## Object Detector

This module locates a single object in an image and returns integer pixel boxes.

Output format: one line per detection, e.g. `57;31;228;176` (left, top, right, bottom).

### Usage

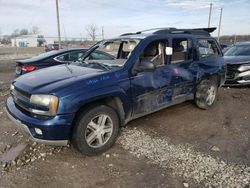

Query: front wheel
195;79;218;110
72;105;120;156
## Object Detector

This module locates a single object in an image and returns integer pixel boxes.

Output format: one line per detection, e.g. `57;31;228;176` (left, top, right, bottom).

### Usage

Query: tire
72;105;120;156
195;79;218;110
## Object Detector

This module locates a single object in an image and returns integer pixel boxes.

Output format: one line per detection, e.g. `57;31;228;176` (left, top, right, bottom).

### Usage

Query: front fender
57;84;132;116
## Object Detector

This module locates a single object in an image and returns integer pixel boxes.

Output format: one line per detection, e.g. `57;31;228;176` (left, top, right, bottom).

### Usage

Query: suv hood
224;56;250;64
14;64;104;93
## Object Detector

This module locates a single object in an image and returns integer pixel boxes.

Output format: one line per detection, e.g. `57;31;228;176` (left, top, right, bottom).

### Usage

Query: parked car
222;45;231;54
220;44;228;51
15;48;115;76
224;42;250;85
45;44;59;52
6;27;225;156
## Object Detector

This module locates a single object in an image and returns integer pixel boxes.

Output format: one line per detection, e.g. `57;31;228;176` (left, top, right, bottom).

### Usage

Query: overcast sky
0;0;250;39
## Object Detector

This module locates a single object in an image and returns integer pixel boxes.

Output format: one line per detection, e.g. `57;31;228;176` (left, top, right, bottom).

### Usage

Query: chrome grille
11;86;31;112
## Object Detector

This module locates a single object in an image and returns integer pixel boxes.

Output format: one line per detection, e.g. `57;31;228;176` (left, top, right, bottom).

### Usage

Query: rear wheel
195;79;218;109
72;105;120;156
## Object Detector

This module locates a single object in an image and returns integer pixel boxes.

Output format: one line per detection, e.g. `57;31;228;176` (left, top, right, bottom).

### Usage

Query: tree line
0;26;40;44
1;24;250;45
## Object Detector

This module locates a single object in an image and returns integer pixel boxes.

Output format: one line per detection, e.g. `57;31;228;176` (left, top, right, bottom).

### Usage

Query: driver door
130;40;173;117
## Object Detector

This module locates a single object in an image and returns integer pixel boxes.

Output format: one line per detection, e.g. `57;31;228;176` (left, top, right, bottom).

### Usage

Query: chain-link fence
217;35;250;45
0;35;100;60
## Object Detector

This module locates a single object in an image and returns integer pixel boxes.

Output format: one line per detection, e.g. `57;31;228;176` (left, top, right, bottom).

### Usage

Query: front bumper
225;64;250;86
5;97;75;146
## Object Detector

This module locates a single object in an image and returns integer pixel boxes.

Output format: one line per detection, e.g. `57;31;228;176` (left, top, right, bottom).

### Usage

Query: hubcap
85;114;113;148
206;86;216;105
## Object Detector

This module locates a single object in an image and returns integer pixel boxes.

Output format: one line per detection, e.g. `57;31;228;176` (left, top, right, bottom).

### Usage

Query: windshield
84;39;140;69
224;45;250;56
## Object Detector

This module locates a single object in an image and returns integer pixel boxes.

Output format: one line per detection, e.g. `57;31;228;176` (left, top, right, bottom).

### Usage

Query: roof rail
120;27;217;37
120;27;177;36
137;27;177;33
120;33;137;36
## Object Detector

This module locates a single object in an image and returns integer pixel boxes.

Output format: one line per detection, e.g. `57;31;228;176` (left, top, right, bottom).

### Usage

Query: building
11;35;57;47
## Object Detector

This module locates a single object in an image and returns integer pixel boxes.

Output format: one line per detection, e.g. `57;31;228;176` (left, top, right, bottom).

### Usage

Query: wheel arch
197;73;221;86
70;96;126;139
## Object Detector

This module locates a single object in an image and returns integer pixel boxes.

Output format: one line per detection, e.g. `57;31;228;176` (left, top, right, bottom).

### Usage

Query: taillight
21;65;37;72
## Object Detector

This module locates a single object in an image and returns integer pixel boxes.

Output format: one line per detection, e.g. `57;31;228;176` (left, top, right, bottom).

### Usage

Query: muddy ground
0;54;249;187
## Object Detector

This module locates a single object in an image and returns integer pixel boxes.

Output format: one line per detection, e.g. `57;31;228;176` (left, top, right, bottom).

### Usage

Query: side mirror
137;60;155;72
165;47;173;55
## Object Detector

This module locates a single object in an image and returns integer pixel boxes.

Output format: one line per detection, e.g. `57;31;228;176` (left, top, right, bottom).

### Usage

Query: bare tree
32;26;40;34
2;35;11;44
12;29;20;37
19;28;29;35
86;24;98;42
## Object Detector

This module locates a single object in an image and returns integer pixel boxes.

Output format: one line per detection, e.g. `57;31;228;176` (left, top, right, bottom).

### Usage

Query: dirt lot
0;51;249;188
0;47;44;61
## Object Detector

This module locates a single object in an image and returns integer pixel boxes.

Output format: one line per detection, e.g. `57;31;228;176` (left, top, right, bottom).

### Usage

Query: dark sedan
224;42;250;86
16;48;114;76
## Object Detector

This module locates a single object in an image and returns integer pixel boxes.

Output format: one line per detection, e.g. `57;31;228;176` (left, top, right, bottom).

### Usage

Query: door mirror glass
165;47;173;55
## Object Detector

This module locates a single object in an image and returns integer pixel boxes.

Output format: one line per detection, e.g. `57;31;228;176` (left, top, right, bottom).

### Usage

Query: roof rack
120;33;137;36
120;27;216;37
120;28;177;36
154;27;216;36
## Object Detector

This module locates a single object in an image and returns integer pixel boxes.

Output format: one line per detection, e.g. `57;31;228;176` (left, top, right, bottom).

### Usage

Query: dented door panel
131;66;173;115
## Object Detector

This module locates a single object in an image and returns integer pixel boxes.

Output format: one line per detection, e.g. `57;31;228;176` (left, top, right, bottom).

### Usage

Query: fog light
35;128;42;135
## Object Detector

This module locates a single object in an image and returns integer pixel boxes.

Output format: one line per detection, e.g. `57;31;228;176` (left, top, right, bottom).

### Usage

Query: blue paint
6;31;225;143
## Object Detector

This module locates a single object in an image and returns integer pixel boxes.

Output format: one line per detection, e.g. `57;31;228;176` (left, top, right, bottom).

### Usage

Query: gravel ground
0;58;249;187
120;128;250;188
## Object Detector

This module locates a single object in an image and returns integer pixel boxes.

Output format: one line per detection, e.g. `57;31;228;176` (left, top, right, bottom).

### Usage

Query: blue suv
6;28;225;155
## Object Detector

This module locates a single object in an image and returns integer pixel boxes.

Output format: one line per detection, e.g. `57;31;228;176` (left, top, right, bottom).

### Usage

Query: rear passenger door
169;37;196;99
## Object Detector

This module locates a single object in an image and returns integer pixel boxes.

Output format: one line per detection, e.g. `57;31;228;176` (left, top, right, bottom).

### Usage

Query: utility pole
208;3;213;28
102;26;104;40
56;0;61;49
234;35;237;44
217;8;223;43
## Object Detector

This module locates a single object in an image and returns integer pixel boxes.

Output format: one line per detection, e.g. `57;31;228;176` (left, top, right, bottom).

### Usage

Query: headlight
238;64;250;72
30;94;59;116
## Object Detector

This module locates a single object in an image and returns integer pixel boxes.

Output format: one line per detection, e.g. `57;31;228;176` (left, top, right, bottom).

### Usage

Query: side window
139;40;166;67
171;38;193;64
55;53;69;62
198;39;220;59
68;51;85;62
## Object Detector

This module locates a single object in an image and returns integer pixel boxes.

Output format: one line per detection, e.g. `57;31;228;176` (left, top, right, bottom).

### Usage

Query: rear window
30;50;64;61
198;39;220;59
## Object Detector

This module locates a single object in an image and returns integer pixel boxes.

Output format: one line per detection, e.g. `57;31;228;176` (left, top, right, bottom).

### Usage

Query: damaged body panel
224;42;250;86
224;57;250;85
6;27;225;155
